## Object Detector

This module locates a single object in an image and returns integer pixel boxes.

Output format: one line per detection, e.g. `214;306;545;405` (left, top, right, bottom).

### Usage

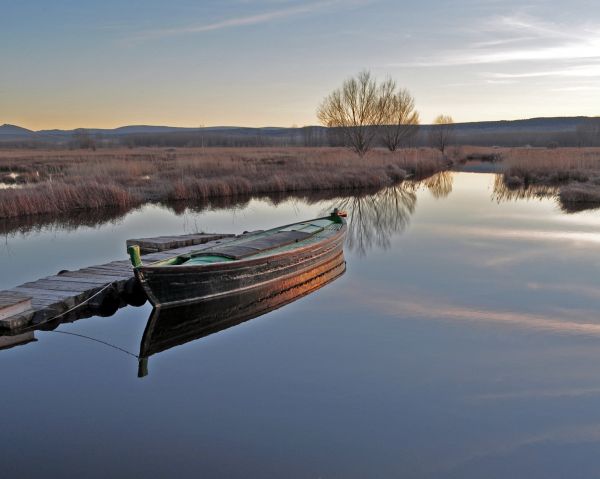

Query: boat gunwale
137;216;346;274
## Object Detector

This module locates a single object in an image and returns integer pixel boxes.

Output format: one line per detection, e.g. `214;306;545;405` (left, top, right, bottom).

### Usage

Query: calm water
3;172;600;478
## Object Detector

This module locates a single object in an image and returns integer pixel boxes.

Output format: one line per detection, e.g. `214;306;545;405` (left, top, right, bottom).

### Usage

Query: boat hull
135;220;346;307
140;251;346;358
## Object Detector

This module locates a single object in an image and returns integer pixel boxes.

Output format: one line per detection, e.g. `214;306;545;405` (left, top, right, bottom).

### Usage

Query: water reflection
492;175;559;203
492;174;600;213
321;172;456;255
420;171;454;199
0;190;366;238
0;330;36;350
559;200;600;214
139;252;345;376
329;184;417;255
0;250;346;379
3;170;600;244
0;207;131;237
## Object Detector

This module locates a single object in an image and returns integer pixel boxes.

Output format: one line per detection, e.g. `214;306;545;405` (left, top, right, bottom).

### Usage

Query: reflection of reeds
459;146;600;211
502;148;600;208
492;174;559;203
0;147;447;219
0;207;131;237
0;186;410;238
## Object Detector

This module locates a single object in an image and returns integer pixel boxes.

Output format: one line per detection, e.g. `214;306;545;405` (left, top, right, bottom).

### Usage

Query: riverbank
0;147;448;219
457;146;600;206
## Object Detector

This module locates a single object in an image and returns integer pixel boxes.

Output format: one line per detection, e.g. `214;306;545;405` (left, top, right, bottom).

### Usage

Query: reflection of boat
128;211;347;307
138;249;346;377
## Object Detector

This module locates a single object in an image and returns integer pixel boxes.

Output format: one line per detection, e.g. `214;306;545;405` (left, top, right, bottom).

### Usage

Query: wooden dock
126;233;235;254
0;233;235;332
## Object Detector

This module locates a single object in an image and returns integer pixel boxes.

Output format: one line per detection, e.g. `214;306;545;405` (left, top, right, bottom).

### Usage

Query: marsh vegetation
501;147;600;204
0;147;447;219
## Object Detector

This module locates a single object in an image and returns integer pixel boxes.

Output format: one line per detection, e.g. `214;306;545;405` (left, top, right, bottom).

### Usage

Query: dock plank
45;275;118;285
59;271;130;282
20;280;100;293
0;292;32;321
126;233;234;254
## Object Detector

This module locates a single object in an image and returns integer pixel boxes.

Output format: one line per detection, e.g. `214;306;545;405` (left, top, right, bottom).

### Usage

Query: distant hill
0;124;36;139
0;117;598;147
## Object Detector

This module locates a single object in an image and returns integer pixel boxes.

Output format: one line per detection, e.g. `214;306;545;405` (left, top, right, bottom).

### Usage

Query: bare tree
381;89;420;151
429;114;455;154
317;71;394;156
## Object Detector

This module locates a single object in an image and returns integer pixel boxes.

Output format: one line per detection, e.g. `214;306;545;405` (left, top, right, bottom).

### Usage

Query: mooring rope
48;329;139;358
41;281;117;323
37;280;142;358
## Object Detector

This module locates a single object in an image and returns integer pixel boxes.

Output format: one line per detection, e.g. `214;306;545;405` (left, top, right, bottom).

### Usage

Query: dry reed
0;147;447;218
455;146;600;204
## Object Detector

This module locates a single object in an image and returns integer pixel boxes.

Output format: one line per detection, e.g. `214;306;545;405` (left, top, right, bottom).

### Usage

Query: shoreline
0;147;448;220
456;146;600;206
2;146;600;221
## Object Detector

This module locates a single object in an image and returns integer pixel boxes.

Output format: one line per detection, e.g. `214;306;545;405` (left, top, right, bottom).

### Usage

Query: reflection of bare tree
419;171;454;199
326;184;417;255
492;174;558;203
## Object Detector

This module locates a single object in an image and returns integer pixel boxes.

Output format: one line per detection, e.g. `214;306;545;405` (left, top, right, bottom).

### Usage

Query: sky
1;0;599;129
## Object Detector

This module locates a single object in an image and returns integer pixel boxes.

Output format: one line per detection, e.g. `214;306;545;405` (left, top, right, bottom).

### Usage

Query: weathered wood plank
85;266;133;274
30;297;65;307
20;280;99;293
44;275;117;285
0;295;32;322
126;233;234;253
0;313;34;331
59;271;130;282
11;288;74;302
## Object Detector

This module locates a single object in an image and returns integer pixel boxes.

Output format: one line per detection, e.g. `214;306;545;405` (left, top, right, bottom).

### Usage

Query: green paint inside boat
184;255;235;265
150;215;343;267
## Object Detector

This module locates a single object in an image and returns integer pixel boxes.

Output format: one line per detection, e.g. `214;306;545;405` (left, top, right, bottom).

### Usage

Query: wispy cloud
483;64;600;79
550;85;600;92
393;13;600;68
131;0;346;40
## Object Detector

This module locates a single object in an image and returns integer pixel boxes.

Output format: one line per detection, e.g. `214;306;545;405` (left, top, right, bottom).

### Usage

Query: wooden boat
138;248;346;376
128;210;347;308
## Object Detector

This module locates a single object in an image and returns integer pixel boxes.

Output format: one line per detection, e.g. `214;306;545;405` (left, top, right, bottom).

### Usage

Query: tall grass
500;148;600;204
502;147;600;183
0;147;447;218
0;181;134;218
